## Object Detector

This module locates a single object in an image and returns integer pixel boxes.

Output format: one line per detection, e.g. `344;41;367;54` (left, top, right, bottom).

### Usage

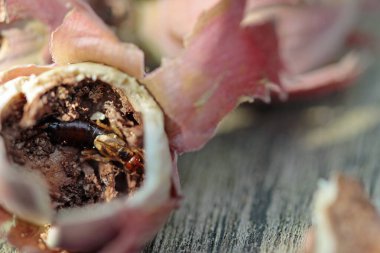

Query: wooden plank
144;59;380;252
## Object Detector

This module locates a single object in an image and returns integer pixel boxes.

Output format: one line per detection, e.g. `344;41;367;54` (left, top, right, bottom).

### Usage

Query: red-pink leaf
244;0;362;98
137;0;219;59
0;21;51;71
143;0;283;152
0;0;69;28
51;1;144;79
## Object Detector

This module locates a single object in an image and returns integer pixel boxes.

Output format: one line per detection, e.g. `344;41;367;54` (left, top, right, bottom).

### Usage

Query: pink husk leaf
51;1;144;79
136;0;219;59
0;20;51;72
0;0;72;71
143;0;283;153
0;0;69;27
244;0;363;98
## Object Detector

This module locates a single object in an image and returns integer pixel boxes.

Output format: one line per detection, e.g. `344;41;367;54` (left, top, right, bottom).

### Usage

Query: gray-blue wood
144;56;380;253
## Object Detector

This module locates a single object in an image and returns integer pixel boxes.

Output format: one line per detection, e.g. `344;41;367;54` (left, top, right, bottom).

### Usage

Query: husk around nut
0;63;173;252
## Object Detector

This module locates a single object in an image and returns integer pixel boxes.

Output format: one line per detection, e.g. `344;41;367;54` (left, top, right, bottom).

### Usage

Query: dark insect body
42;119;144;173
44;120;108;148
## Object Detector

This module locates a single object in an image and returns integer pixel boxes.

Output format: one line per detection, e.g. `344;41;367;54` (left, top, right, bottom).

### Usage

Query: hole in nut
1;79;145;210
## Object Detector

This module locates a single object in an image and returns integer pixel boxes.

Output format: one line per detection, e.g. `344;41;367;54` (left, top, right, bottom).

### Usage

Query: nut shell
0;63;175;252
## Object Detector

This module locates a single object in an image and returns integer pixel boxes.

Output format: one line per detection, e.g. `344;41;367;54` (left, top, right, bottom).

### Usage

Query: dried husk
302;174;380;253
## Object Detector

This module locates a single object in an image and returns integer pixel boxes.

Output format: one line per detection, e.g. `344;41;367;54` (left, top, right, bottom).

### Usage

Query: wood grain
144;58;380;253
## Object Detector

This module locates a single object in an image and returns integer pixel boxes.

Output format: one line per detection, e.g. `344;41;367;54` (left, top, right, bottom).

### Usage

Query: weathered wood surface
143;57;380;253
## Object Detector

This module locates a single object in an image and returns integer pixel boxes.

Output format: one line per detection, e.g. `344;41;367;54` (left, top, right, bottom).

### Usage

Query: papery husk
0;19;50;70
301;174;380;253
50;0;145;79
135;0;219;60
243;0;364;98
0;0;71;71
0;63;177;253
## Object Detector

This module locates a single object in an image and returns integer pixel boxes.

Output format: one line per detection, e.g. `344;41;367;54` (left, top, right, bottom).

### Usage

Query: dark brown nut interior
1;79;144;210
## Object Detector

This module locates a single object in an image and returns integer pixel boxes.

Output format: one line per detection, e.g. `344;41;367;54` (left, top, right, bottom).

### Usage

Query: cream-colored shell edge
0;63;172;226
